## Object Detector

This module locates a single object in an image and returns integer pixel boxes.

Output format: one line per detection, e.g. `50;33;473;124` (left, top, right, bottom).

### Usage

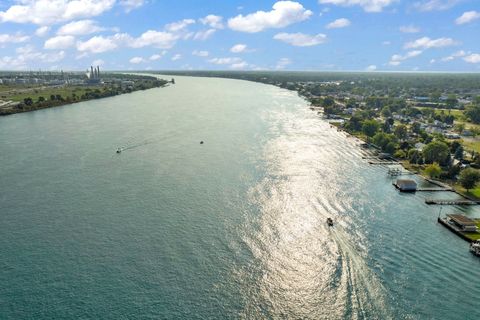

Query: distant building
86;65;101;84
394;179;417;192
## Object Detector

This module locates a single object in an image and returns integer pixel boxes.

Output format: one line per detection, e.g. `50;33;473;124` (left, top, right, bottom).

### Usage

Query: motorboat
116;148;123;154
470;240;480;257
326;217;334;227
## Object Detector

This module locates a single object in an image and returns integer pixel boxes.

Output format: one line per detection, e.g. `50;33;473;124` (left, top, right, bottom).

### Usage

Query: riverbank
0;75;170;116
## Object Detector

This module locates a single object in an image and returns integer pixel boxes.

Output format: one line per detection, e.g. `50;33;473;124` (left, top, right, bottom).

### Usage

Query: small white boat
116;148;123;154
470;240;480;257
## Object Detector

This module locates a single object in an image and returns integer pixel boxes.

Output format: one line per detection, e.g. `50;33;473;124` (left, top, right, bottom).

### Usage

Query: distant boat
200;141;204;144
327;217;334;227
470;240;480;257
116;148;123;154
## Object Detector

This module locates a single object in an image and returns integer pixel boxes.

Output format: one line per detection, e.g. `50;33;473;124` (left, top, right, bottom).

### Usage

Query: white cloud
326;18;351;29
57;20;104;35
0;33;29;44
464;54;480;64
382;40;391;45
193;29;216;40
399;25;420;33
455;11;480;25
119;0;145;12
192;50;209;57
273;32;327;46
76;34;123;53
92;58;104;66
318;0;396;13
199;15;224;29
230;61;249;69
44;35;75;49
230;44;248;53
365;65;377;71
0;0;116;25
404;36;457;49
131;30;179;49
35;26;50;37
413;0;461;12
389;50;422;65
208;57;243;65
129;56;145;64
149;53;164;60
165;19;196;33
276;57;291;69
441;50;468;62
171;54;182;61
228;1;312;33
0;45;65;69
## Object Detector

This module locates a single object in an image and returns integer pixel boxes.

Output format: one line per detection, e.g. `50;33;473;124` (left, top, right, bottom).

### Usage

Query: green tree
394;124;408;140
465;105;480;124
459;168;480;191
423;141;450;165
425;162;442;178
454;145;464;160
446;94;458;113
362;119;380;137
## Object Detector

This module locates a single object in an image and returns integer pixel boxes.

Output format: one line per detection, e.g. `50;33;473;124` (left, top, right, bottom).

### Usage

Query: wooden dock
437;217;474;242
416;188;452;192
426;199;479;205
368;161;398;165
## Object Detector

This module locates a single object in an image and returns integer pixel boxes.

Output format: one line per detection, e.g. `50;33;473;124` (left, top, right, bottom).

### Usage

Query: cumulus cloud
318;0;396;13
399;25;420;33
228;1;312;33
404;36;457;49
464;54;480;64
273;32;327;46
276;57;291;69
230;61;249;69
193;29;216;40
149;52;167;60
389;50;422;65
44;35;75;49
129;56;145;64
0;45;65;69
326;18;351;29
455;11;480;25
92;58;104;66
413;0;461;12
199;15;224;29
76;34;126;53
171;54;182;61
119;0;145;12
192;50;209;57
440;50;468;62
35;26;50;37
130;30;179;48
208;57;243;65
365;65;377;71
0;0;116;25
0;33;29;44
230;44;249;53
57;20;104;35
165;19;196;33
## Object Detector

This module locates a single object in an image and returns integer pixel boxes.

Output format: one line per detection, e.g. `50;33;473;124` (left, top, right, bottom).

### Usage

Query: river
1;75;479;319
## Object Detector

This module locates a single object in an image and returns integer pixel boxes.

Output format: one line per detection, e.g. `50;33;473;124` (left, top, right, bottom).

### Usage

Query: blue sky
0;0;479;71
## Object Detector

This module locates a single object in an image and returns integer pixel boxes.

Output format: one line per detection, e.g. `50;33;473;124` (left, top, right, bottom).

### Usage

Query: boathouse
447;214;478;232
394;179;417;192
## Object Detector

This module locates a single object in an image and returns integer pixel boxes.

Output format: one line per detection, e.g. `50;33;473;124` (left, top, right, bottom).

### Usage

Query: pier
426;199;479;205
437;216;480;242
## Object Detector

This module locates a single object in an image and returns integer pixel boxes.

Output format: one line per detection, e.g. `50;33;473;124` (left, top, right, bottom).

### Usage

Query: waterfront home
446;214;478;232
394;179;417;192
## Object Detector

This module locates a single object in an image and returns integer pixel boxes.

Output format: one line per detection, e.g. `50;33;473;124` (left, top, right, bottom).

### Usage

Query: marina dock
426;199;479;205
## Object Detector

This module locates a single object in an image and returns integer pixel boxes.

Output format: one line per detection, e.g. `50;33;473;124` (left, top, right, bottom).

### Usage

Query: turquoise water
1;76;479;319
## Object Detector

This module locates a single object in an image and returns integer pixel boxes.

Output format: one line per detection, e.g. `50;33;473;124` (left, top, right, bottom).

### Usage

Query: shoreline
0;75;170;117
